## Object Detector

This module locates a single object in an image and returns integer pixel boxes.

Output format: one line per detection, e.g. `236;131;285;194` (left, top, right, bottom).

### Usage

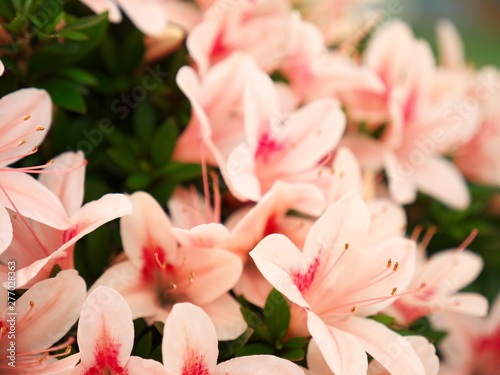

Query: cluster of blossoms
1;0;499;374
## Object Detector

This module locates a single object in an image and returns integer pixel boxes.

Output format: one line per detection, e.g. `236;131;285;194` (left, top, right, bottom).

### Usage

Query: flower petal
162;303;218;375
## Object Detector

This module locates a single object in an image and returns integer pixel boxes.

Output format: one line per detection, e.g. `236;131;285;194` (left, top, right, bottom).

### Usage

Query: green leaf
4;16;27;33
151;119;178;168
55;67;97;86
236;343;275;357
370;315;396;326
240;307;263;329
0;0;15;19
150;345;162;362
153;321;165;335
60;29;89;41
218;328;254;361
126;172;153;190
133;100;157;147
101;35;120;73
38;78;86;113
160;162;201;182
132;331;152;358
107;147;140;172
264;289;290;344
279;348;305;361
283;337;308;349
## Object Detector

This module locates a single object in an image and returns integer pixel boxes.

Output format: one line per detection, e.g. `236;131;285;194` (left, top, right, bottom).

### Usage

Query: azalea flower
384;229;488;325
0;270;86;373
70;286;166;374
342;20;477;209
0;152;133;288
79;0;170;35
187;0;291;75
92;191;246;340
431;292;500;375
0;88;72;253
250;194;425;375
161;302;305;375
225;66;346;201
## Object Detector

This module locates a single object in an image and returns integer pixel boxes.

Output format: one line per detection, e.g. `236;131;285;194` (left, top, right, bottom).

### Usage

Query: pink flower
250;194;425;375
343;20;476;209
0;270;86;373
160;302;305;375
385;230;488;325
226;66;346;201
0;88;72;252
92;191;246;340
70;286;167;374
79;0;169;35
1;152;133;288
431;293;500;375
187;0;291;75
174;53;257;166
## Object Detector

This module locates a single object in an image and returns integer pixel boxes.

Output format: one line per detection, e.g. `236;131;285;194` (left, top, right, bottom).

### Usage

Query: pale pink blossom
251;194;425;375
79;0;170;35
226;66;346;201
0;152;133;288
0;270;86;373
92;191;246;340
0;88;71;252
385;230;488;325
187;0;291;75
70;286;166;375
160;302;305;375
431;293;500;375
342;20;477;209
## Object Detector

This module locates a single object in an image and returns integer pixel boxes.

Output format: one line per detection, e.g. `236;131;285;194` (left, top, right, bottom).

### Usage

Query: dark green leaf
131;331;152;358
133;100;157;147
49;264;62;278
60;29;89;41
283;337;308;349
55;67;97;86
161;162;201;182
0;0;15;19
107;147;140;172
370;315;396;326
218;328;254;361
151;119;178;168
126;172;153;190
264;289;290;343
279;348;305;362
153;321;165;335
240;307;263;329
38;78;86;113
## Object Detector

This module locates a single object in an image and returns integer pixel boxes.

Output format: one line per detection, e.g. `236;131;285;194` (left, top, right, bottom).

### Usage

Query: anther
188;271;195;283
393;262;399;271
387;259;392;268
168;282;177;290
30;301;35;308
345;243;349;250
391;287;397;296
350;306;356;313
23;115;31;121
35;127;45;131
18;139;26;146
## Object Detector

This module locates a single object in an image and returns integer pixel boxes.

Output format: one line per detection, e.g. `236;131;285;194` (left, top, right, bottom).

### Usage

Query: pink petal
162;303;218;375
337;316;426;375
414;156;470;210
364;199;407;246
116;0;167;36
306;311;368;375
125;356;170;374
0;88;52;167
39;151;86;217
215;355;304;375
90;261;159;320
200;294;247;341
436;19;464;69
0;171;70;230
79;0;122;22
384;153;418;205
120;192;177;271
327;147;363;205
9;269;86;354
250;233;311;308
77;287;134;370
0;207;12;253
